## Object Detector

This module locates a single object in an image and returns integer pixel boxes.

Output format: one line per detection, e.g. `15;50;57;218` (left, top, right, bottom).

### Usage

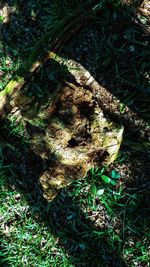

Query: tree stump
2;54;123;201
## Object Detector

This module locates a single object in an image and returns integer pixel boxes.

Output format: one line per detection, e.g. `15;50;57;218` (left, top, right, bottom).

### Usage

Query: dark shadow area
0;0;150;266
60;2;150;124
0;0;43;57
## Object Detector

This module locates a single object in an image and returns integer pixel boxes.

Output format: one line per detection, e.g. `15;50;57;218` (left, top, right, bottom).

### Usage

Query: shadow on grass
0;0;150;266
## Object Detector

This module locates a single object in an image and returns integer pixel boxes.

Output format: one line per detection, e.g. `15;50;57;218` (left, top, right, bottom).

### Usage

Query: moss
0;75;24;96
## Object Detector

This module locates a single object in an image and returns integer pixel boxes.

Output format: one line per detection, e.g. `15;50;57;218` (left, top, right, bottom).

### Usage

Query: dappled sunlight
0;0;150;266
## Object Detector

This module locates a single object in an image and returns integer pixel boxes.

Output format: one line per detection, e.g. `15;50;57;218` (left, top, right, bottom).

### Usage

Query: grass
0;44;22;91
0;174;72;267
0;154;149;266
0;0;150;266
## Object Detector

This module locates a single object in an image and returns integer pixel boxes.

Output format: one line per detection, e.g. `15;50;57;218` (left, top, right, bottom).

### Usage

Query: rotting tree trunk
2;54;124;201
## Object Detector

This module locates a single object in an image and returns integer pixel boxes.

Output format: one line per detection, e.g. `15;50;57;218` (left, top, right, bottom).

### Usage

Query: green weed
5;114;30;144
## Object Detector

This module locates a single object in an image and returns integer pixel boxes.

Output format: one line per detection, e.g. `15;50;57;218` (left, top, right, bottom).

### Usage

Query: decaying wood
5;56;124;201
